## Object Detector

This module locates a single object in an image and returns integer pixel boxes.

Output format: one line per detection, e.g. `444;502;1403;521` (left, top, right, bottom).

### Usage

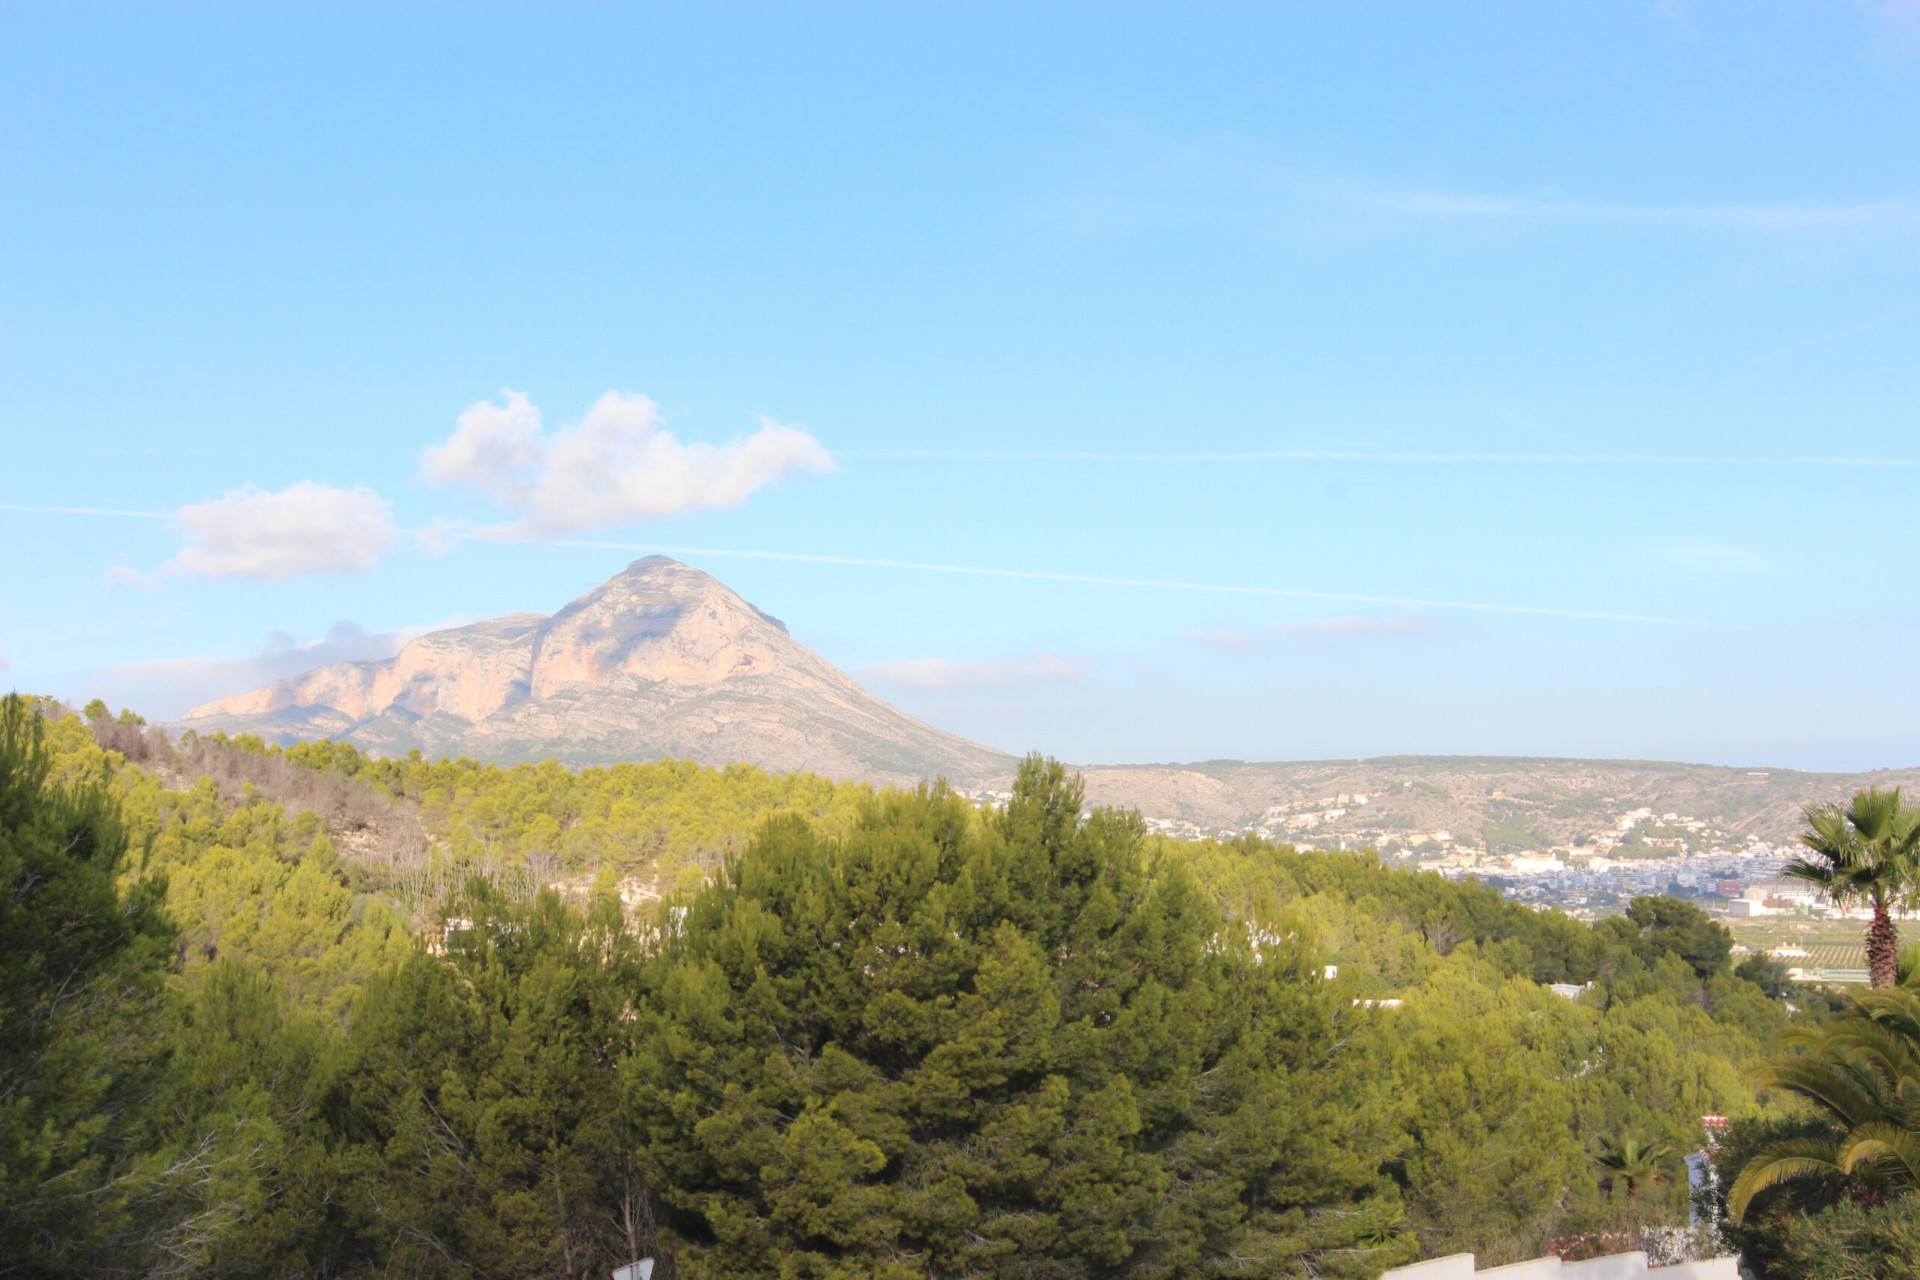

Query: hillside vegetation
3;697;1802;1278
1075;755;1920;848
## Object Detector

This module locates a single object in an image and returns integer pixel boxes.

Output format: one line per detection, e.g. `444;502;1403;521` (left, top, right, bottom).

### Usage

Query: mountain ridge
1063;754;1920;848
179;560;1916;841
182;557;1015;785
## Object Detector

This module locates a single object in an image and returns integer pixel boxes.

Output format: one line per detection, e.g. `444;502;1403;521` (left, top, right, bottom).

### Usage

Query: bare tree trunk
1867;899;1900;989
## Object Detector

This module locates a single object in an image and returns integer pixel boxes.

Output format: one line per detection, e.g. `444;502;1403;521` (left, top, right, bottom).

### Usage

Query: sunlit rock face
526;559;794;697
205;615;547;723
182;557;1012;785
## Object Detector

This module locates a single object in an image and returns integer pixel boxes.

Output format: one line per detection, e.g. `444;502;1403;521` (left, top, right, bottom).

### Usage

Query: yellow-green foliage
138;779;412;1016
48;716;414;1018
271;738;874;886
35;698;117;790
1159;832;1786;1261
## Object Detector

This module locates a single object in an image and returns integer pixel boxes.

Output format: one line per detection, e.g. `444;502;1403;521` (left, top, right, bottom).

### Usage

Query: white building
1384;1251;1737;1279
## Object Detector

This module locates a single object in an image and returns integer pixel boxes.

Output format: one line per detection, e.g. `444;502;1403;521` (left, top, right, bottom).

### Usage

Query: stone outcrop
182;557;1013;785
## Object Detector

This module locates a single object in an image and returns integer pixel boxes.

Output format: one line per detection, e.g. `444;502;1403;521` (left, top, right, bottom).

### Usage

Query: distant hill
1068;755;1920;849
180;557;1015;786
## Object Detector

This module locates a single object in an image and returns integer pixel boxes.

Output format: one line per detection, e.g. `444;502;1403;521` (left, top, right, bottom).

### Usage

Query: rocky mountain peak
528;557;807;697
180;559;1010;784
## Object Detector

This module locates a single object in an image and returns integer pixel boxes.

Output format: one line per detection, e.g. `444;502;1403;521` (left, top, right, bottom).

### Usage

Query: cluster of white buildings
1436;845;1784;891
951;790;1831;924
1721;878;1819;918
1723;877;1920;922
1385;1252;1736;1279
1255;792;1373;837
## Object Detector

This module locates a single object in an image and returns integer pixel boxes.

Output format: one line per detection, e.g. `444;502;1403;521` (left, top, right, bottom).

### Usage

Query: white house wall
1383;1252;1740;1280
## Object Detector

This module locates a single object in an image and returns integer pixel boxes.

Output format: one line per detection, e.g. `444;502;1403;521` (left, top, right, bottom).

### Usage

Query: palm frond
1727;1137;1846;1222
1780;857;1846;890
1821;1019;1920;1094
1839;1122;1920;1191
1848;787;1908;844
1750;1055;1888;1128
1855;987;1920;1037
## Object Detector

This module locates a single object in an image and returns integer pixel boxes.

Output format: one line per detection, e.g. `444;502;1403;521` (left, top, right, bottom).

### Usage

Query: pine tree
344;883;652;1279
0;693;175;1273
629;756;1412;1279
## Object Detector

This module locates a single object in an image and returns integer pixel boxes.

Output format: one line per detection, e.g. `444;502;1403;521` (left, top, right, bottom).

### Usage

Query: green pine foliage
341;885;651;1278
1159;836;1780;1259
131;960;361;1278
0;697;1813;1276
0;695;175;1275
138;775;415;1015
628;760;1412;1279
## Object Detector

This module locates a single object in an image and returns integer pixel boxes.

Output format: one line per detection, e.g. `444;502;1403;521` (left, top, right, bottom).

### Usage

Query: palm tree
1596;1134;1674;1204
1728;987;1920;1221
1784;786;1920;989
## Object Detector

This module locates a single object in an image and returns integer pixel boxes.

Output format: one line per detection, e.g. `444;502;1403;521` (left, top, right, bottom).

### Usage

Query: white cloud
1651;0;1695;39
841;446;1920;468
1185;629;1262;652
0;652;10;673
864;652;1089;690
164;482;396;581
1637;536;1772;575
411;518;469;556
1059;128;1920;243
1272;613;1430;639
420;390;545;505
1872;0;1920;61
0;502;167;518
97;619;456;720
107;564;168;593
1339;185;1920;232
423;390;835;538
1188;613;1429;652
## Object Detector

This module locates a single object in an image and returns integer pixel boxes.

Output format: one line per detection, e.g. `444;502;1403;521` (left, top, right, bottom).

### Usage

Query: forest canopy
0;697;1799;1278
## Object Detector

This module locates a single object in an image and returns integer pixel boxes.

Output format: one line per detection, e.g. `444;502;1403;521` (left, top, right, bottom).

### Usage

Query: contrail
555;539;1721;628
0;502;169;518
839;449;1920;467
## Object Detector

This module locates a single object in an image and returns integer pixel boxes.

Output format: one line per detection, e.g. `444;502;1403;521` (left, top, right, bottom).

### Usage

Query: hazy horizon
6;4;1919;772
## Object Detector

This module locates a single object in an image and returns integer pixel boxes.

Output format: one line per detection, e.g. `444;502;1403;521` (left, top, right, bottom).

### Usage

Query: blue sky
4;2;1919;770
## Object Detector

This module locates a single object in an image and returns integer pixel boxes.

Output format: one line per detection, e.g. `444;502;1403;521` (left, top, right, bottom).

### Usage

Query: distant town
958;775;1905;984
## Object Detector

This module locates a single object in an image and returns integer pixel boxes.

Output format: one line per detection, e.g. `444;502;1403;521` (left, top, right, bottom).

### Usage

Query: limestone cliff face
205;614;546;722
525;562;799;696
182;558;1012;785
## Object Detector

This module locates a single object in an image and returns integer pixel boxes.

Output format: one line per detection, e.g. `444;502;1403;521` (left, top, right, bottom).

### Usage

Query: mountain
180;557;1015;785
178;557;1911;841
